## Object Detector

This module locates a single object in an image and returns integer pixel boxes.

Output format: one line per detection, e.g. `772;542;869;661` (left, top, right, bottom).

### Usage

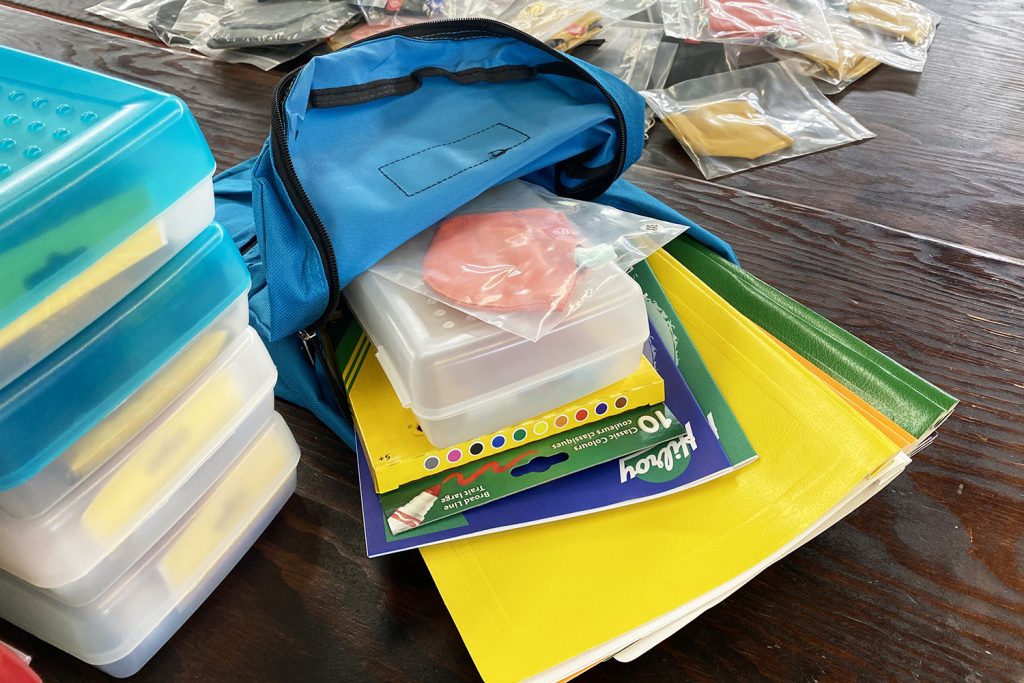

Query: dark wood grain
8;0;1024;258
0;5;1021;683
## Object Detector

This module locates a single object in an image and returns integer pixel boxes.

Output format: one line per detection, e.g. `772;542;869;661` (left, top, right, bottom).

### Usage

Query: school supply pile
0;49;301;677
329;174;758;559
357;183;954;682
328;177;954;682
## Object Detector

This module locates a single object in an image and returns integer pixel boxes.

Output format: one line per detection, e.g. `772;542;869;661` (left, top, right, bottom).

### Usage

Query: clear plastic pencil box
344;269;649;448
0;46;216;389
0;411;300;678
0;327;277;603
0;223;251;513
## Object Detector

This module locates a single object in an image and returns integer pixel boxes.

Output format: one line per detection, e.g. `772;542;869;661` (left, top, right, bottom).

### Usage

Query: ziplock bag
803;0;937;72
579;20;663;91
764;0;938;93
498;0;608;49
643;60;874;178
661;0;839;63
356;0;504;31
645;40;679;132
193;0;360;50
367;180;686;341
87;0;174;35
771;21;880;92
210;19;738;448
344;0;516;49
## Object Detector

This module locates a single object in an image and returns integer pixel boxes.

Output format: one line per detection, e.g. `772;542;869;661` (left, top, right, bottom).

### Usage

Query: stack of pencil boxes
0;48;299;677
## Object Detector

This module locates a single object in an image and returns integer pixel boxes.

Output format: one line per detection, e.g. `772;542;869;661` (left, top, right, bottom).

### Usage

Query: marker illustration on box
381;403;684;534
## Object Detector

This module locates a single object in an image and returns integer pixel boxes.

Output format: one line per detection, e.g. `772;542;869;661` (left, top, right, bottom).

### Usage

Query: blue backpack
212;19;738;449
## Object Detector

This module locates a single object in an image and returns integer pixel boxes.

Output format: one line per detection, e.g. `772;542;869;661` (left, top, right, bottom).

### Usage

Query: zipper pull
299;328;318;366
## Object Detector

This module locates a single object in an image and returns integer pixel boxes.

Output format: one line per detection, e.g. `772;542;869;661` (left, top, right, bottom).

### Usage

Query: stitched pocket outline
379;123;530;197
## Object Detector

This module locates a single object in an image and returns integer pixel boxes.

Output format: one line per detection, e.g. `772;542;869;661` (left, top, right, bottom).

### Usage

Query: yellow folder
420;249;899;683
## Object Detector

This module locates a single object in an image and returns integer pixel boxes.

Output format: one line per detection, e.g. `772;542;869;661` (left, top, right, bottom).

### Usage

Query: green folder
662;238;957;438
630;260;757;468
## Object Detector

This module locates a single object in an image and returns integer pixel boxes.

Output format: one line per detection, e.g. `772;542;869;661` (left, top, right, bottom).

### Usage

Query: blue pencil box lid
0;48;216;365
0;224;250;491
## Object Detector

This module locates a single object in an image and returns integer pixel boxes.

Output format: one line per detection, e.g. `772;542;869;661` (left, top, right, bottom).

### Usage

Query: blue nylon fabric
567;55;646;171
284;33;623;301
214;161;355;446
251;142;329;341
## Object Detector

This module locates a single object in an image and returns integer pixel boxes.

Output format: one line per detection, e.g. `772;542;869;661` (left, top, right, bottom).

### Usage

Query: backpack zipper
299;328;350;417
270;18;630;339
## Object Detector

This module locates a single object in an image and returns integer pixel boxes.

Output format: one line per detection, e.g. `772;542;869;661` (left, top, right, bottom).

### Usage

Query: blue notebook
359;323;753;556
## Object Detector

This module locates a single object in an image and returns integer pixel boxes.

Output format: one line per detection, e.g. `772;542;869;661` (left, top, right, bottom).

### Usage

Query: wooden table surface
0;2;1021;681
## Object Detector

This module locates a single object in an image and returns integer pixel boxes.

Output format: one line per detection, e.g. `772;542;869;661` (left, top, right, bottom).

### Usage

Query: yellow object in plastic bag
848;0;933;45
82;371;242;540
813;50;879;83
807;24;881;82
664;99;794;160
546;10;603;51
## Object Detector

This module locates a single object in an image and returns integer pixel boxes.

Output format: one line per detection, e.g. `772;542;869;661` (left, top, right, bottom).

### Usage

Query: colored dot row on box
5;91;100;123
421;395;630;470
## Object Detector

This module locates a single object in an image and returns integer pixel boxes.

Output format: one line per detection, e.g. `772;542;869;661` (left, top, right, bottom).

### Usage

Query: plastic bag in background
625;0;661;23
722;42;776;68
195;0;360;49
498;0;608;50
88;0;183;37
843;0;938;49
494;0;653;50
579;21;663;91
722;43;865;94
643;60;874;178
356;0;505;33
772;21;880;92
87;0;336;69
660;0;840;63
366;180;688;341
779;0;938;80
599;0;659;23
645;40;680;133
328;0;510;50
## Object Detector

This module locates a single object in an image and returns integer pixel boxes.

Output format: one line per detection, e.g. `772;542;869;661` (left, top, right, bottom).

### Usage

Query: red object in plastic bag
0;643;42;683
704;0;804;39
423;209;580;312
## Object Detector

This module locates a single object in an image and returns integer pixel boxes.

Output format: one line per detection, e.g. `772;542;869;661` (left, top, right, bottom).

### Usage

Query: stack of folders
336;200;955;682
0;48;300;677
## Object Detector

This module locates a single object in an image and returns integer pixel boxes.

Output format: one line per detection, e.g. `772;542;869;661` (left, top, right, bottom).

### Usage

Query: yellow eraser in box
157;423;292;588
81;371;241;541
